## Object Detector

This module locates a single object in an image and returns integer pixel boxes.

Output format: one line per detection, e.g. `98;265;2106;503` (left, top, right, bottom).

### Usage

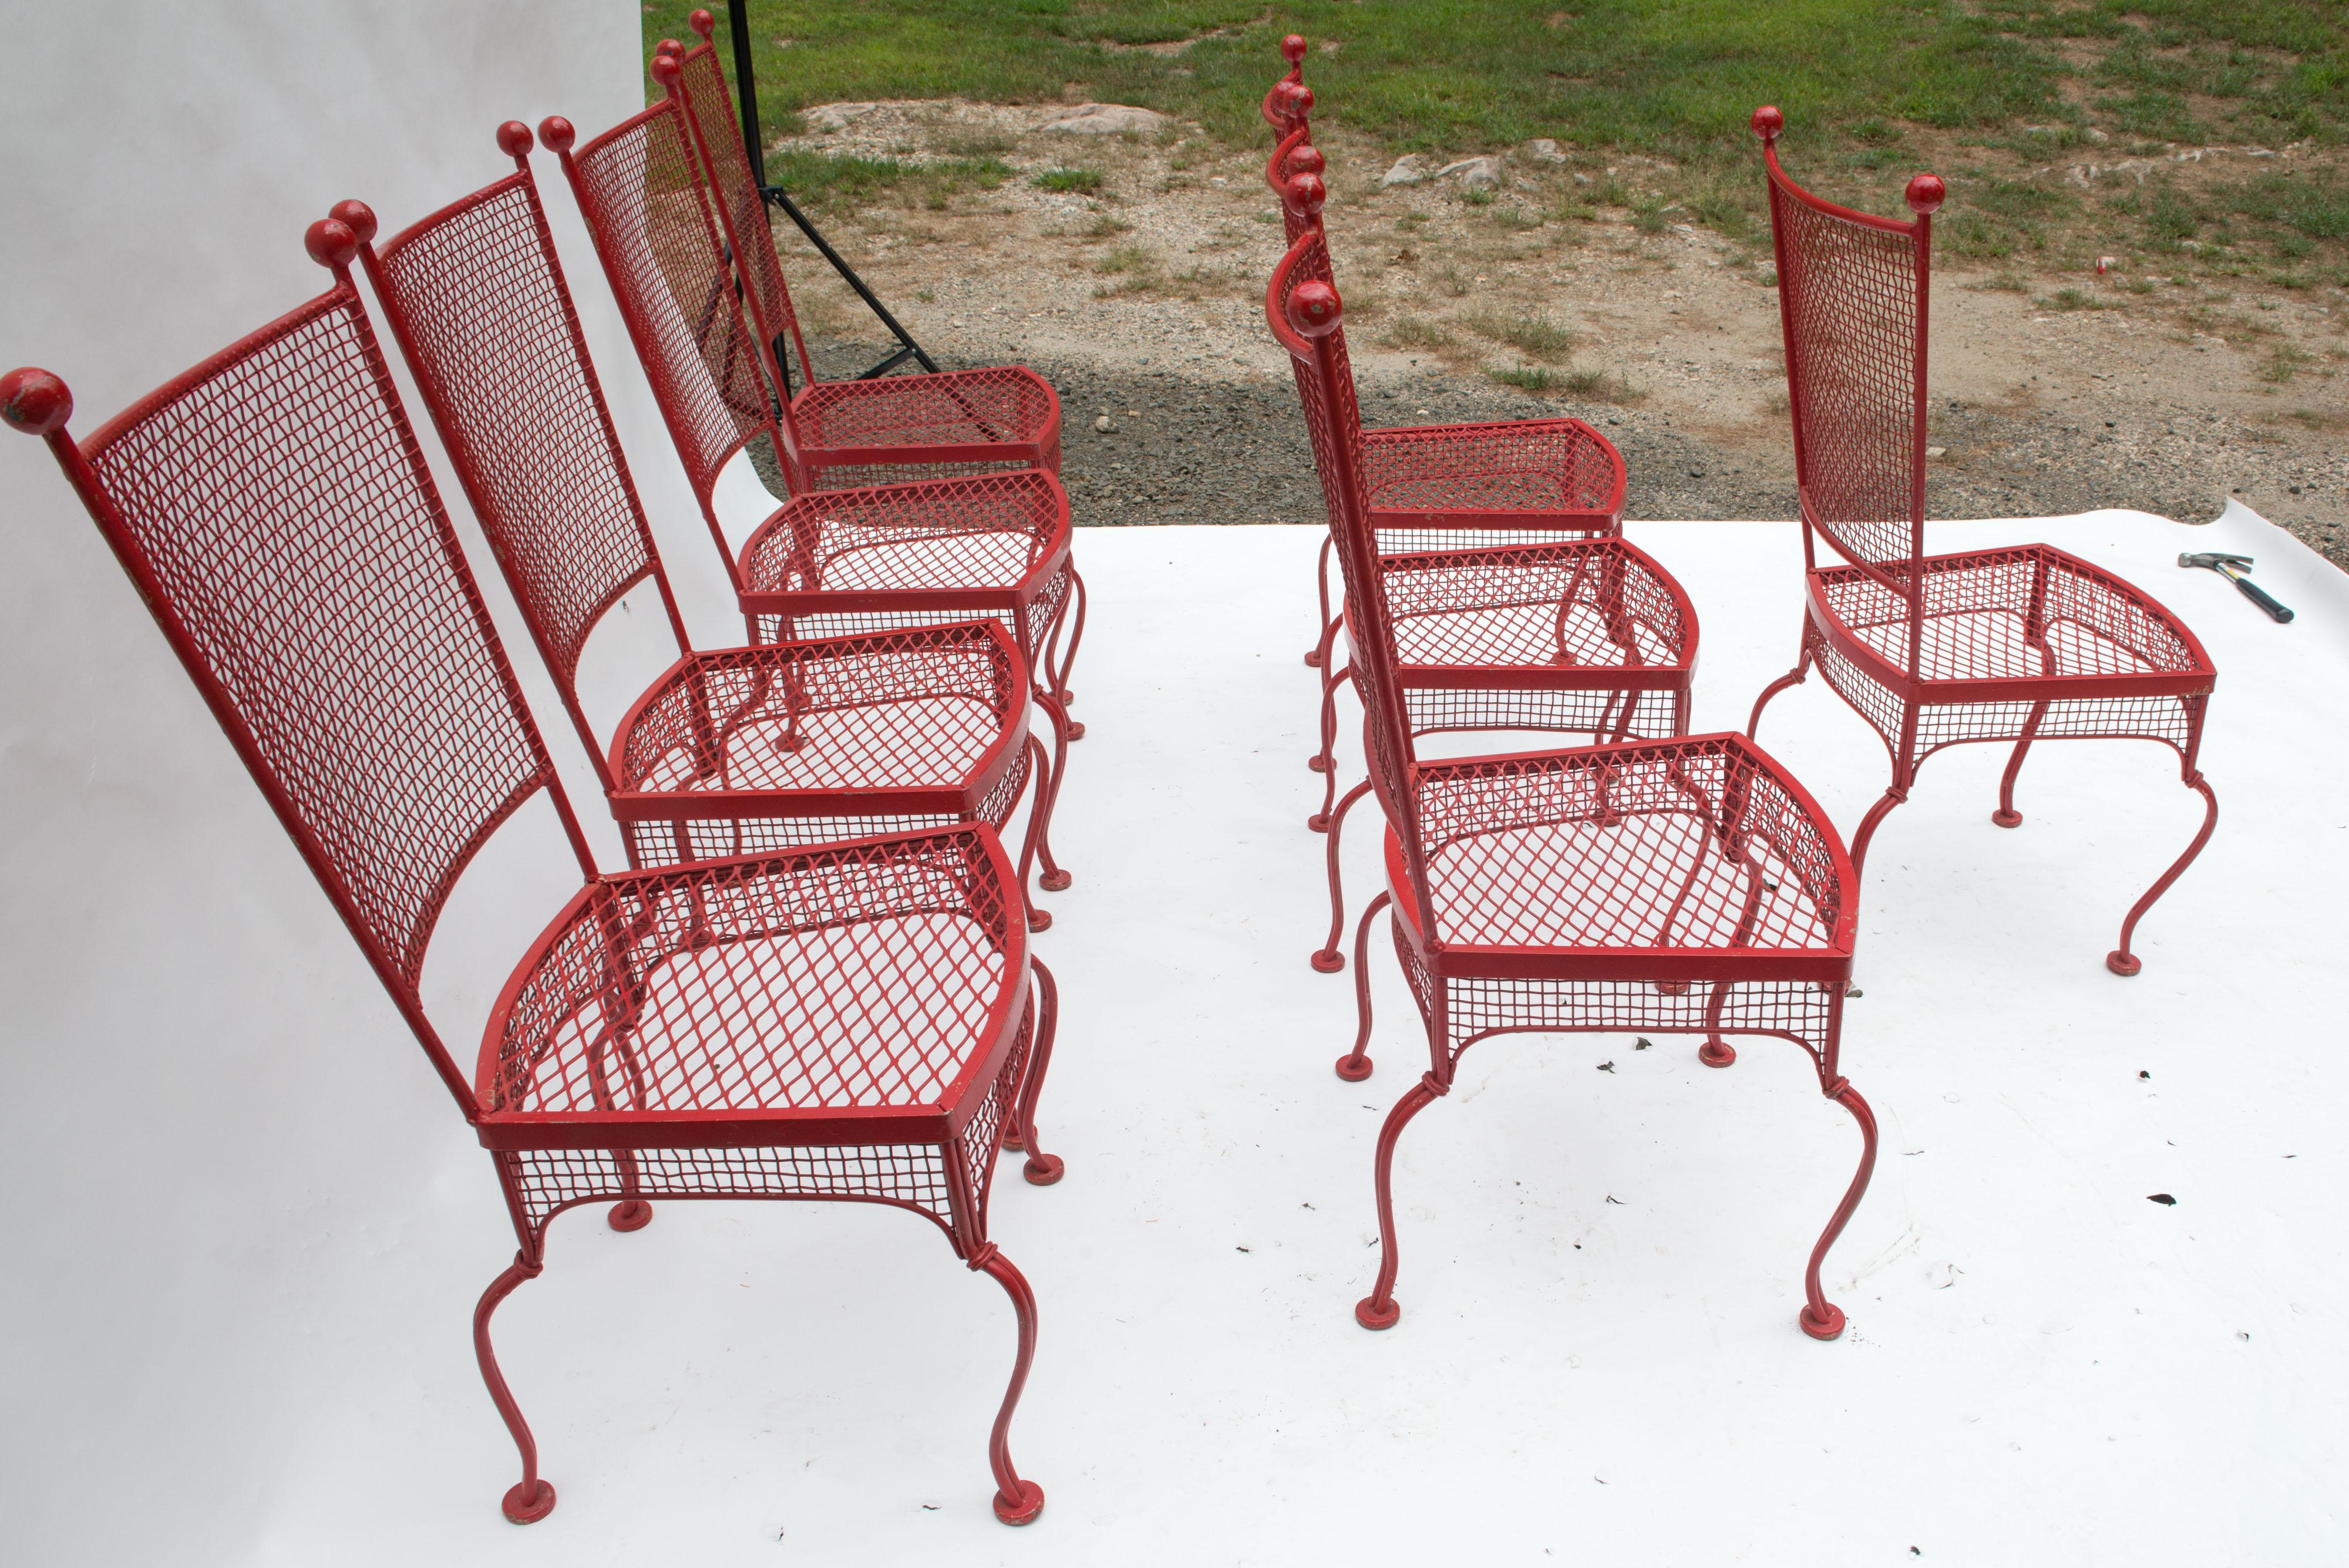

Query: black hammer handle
2223;570;2294;623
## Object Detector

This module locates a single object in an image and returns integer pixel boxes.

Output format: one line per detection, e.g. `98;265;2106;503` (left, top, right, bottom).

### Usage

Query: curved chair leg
1799;1077;1878;1341
1309;652;1345;775
1335;891;1391;1081
1306;534;1334;666
1356;1072;1446;1330
1032;692;1075;894
1014;734;1055;933
2108;771;2218;977
474;1251;557;1523
1698;980;1738;1068
1009;961;1066;1185
970;1244;1046;1525
1992;700;2050;828
1313;779;1374;973
1846;788;1907;879
1052;564;1088;715
1745;648;1812;740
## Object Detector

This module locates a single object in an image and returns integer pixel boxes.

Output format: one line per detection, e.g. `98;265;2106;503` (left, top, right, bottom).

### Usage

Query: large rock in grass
1038;103;1166;135
1381;154;1433;187
803;102;880;133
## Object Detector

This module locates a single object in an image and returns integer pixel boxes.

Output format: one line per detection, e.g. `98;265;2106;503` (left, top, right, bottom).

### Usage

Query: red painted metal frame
1266;184;1875;1341
340;127;1063;933
1744;107;2219;975
1;221;1058;1527
1261;35;1630;677
541;99;1083;904
1265;171;1701;977
658;19;1065;493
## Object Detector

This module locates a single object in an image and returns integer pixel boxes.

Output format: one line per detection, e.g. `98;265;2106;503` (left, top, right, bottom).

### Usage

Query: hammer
2179;551;2294;623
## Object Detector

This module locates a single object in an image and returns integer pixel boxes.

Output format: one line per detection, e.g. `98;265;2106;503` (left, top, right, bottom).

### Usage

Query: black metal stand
723;0;937;382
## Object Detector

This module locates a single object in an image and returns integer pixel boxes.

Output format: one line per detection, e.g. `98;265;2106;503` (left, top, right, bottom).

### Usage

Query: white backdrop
0;5;682;1562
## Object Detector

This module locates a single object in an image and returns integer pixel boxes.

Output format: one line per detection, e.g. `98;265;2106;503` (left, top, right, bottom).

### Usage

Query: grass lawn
641;2;2349;284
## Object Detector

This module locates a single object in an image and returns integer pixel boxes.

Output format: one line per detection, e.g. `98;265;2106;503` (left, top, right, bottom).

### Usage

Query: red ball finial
689;9;715;41
1287;279;1342;339
1905;173;1946;217
305;218;358;271
539;116;576;154
1293;84;1314;117
655;38;681;57
1290;144;1325;180
1281;34;1308;64
329;200;377;244
496;120;535;160
651;52;683;86
0;368;72;437
1751;105;1783;143
1283;170;1327;221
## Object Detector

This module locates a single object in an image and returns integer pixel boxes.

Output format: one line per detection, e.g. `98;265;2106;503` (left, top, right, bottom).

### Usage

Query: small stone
803;102;880;133
1436;154;1505;190
1381;154;1433;188
1094;414;1116;433
1573;171;1592;184
1038;103;1167;136
1526;138;1571;164
1926;445;1947;459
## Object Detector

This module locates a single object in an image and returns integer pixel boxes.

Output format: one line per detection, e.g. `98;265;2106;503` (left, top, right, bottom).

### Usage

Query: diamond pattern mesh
671;42;805;387
370;173;664;689
796;368;1058;460
1361;420;1623;522
742;470;1066;597
1769;171;1923;576
82;287;554;990
1409;738;1843;954
568;100;776;501
1382;540;1688;672
489;829;1017;1118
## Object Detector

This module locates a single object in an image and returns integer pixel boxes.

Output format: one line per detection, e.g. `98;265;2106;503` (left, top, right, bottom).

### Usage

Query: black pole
725;0;766;189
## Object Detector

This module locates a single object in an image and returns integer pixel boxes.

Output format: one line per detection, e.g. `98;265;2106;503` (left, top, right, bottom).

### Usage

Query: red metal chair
338;126;1066;948
0;217;1057;1525
1744;108;2218;976
1267;188;1876;1341
654;21;1087;724
1260;36;1629;679
1268;173;1700;981
540;100;1082;907
658;17;1064;490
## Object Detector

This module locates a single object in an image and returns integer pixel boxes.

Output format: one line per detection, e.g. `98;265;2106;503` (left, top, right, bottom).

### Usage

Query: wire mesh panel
365;172;667;695
668;36;806;388
78;284;560;994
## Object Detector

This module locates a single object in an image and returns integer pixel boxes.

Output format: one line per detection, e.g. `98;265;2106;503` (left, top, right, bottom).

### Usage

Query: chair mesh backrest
669;39;810;389
1268;226;1422;872
77;282;561;992
565;100;797;512
367;169;670;698
1764;150;1929;581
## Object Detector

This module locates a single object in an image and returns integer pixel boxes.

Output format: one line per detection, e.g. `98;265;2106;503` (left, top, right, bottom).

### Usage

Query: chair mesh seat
797;365;1058;455
487;831;1018;1121
1394;739;1845;956
1362;418;1625;520
1816;545;2207;686
1383;540;1691;672
741;470;1065;598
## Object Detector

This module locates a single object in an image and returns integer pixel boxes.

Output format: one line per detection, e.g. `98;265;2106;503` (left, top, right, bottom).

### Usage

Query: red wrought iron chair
1260;36;1630;678
339;125;1066;949
0;217;1057;1525
1267;196;1876;1341
655;20;1086;721
1267;173;1700;982
1744;107;2218;977
541;99;1082;907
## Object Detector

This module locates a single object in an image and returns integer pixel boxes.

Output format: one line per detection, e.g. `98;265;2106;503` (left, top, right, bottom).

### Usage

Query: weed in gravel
1467;311;1576;362
937;130;1015;159
2260;342;2312;383
1630;197;1671;235
1093;243;1152;275
1462;188;1497;208
2038;286;2119;312
1033;167;1105;193
1689;188;1755;240
915;287;935;302
1562;366;1641;404
1385;317;1455;351
1397;210;1430;232
1491;206;1544;233
1970;269;2031;292
1435;264;1472;298
1490;366;1560;393
1084;211;1134;240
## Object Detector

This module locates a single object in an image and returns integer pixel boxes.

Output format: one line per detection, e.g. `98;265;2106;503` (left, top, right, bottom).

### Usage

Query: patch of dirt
770;102;2349;566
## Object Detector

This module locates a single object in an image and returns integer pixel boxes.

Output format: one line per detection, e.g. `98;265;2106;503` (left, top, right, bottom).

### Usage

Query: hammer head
2179;551;2253;571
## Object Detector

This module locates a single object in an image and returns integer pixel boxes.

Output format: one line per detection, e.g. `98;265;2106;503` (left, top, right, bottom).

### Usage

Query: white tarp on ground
5;496;2345;1564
